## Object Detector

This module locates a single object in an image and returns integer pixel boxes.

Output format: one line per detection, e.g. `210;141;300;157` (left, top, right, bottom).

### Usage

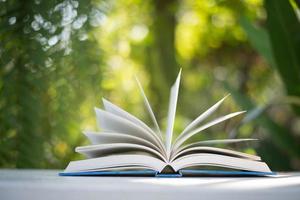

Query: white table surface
0;169;300;200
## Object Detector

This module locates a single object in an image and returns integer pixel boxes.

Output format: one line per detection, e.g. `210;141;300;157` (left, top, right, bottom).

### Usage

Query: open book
60;70;273;177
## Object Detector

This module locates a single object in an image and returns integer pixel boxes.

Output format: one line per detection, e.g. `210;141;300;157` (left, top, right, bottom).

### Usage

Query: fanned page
170;146;261;162
76;143;167;162
177;94;230;138
101;98;165;154
83;131;161;152
165;69;181;159
172;110;246;150
94;107;165;153
172;95;245;151
102;98;158;139
135;76;161;137
172;138;258;158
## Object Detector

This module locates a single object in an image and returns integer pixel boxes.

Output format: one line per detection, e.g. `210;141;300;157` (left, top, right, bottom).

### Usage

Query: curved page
102;98;165;153
172;138;258;156
172;111;246;150
170;146;261;162
76;143;167;162
94;108;162;150
171;153;271;173
178;95;229;139
135;76;161;137
64;154;166;173
165;69;181;158
83;131;162;154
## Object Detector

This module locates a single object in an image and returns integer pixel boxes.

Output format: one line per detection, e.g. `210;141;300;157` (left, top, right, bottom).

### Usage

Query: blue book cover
59;170;276;177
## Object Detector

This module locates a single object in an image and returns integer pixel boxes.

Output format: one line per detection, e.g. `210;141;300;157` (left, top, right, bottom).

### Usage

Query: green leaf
265;0;300;115
240;16;275;68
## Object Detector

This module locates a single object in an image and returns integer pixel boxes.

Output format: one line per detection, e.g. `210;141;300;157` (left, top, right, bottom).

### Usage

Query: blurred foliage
0;0;103;168
0;0;299;171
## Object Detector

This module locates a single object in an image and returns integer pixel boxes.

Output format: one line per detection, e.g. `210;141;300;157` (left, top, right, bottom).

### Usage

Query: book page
83;131;162;153
170;153;271;173
102;98;165;152
76;143;167;162
64;154;167;173
135;76;161;137
94;107;164;152
165;69;181;159
77;166;158;172
170;146;261;162
174;138;258;155
172;111;246;150
177;94;229;139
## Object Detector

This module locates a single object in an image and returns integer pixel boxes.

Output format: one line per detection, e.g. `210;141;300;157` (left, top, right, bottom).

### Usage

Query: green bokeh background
0;0;300;171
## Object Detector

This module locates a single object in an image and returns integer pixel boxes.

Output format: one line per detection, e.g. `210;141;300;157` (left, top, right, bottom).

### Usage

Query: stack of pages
60;70;274;177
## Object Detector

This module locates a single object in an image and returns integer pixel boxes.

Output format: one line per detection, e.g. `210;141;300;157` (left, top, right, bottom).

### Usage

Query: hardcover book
60;70;274;177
